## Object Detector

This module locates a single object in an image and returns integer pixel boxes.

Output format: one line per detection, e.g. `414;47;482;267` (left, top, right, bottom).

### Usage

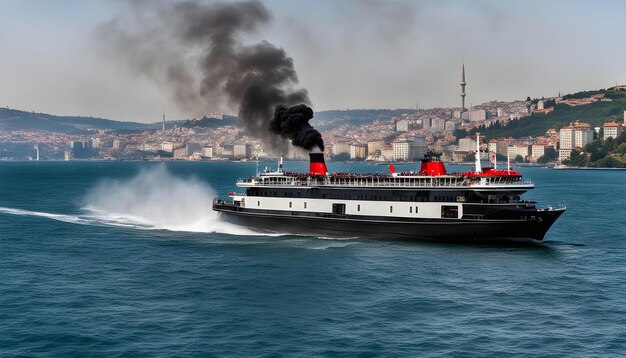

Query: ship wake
0;165;279;236
83;164;277;235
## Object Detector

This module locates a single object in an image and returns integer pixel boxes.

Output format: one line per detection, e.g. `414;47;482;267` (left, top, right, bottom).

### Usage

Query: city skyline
0;0;625;122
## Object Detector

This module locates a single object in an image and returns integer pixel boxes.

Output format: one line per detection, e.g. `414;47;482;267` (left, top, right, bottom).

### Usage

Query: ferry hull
213;206;565;244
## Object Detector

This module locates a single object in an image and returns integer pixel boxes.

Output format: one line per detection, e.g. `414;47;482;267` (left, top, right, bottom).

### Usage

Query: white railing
236;176;532;189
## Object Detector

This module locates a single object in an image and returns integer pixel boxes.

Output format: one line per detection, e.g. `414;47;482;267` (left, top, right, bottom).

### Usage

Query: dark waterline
0;161;624;356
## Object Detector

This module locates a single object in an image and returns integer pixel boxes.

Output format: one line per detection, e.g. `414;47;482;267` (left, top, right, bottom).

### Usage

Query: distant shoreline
554;166;626;170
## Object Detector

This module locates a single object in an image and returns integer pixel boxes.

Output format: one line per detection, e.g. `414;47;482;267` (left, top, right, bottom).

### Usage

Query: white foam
0;206;99;226
82;164;279;236
0;165;281;236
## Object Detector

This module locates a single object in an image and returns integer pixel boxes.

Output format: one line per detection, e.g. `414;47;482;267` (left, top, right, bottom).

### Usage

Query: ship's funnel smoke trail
270;104;324;151
99;0;323;153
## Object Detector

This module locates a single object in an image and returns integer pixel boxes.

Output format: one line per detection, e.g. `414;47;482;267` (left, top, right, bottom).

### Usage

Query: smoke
98;0;323;153
269;104;324;151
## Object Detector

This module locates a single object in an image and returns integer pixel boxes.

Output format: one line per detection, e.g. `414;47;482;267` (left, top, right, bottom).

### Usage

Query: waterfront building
349;144;368;160
139;143;158;152
161;141;174;152
221;146;234;158
558;149;572;162
508;144;529;160
332;142;350;156
112;139;121;150
559;126;575;150
574;128;592;148
458;138;477;152
530;143;549;162
381;144;394;161
392;138;427;162
173;146;187;159
487;139;513;156
367;141;385;157
233;143;251;159
89;137;101;149
603;122;624;140
202;147;214;158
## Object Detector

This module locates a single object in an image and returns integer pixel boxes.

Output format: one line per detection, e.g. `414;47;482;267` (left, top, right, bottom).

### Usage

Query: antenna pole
507;146;511;172
475;132;481;173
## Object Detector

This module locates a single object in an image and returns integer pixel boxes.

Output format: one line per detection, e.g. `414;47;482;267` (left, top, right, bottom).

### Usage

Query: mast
475;132;481;173
507;145;511;172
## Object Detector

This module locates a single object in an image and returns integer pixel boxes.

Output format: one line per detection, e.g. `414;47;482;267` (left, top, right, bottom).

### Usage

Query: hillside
179;115;237;129
481;88;626;139
0;108;161;134
0;107;413;134
313;109;414;130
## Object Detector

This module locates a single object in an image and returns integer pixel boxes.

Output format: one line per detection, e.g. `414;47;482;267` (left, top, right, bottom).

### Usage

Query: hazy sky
1;0;625;122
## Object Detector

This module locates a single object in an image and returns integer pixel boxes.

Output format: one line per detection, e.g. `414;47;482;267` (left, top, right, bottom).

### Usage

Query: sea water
0;161;624;356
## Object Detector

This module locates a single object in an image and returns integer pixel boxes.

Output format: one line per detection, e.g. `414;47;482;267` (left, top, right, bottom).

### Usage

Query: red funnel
309;153;328;176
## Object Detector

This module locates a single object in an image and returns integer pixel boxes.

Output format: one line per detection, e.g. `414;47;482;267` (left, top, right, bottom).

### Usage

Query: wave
0;165;279;236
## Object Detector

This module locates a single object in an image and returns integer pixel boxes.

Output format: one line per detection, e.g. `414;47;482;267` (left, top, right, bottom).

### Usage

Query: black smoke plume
270;104;324;151
98;0;322;153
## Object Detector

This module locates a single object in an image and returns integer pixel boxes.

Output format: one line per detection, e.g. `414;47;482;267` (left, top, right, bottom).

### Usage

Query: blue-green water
0;161;625;356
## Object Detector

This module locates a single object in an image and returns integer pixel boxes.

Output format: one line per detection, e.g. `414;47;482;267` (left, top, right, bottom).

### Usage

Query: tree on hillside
463;153;475;162
594;155;626;168
331;152;350;162
584;140;608;162
453;128;468;140
513;155;524;163
564;150;588;167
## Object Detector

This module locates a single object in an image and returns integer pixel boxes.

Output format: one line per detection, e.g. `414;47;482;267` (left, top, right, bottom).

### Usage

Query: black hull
213;206;565;244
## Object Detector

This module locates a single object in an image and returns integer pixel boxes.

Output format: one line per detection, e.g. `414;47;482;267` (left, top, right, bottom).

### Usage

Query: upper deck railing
236;173;532;189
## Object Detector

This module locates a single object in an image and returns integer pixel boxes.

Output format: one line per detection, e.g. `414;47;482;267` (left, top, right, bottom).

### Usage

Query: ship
213;136;565;243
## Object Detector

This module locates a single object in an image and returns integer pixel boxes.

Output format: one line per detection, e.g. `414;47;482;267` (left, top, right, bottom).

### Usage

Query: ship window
357;204;361;212
304;202;307;209
415;206;418;213
441;205;459;219
289;202;292;208
332;203;346;215
410;207;412;213
390;206;393;213
257;201;260;206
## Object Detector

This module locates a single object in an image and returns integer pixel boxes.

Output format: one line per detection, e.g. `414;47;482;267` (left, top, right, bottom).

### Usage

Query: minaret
162;110;166;131
460;64;467;113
